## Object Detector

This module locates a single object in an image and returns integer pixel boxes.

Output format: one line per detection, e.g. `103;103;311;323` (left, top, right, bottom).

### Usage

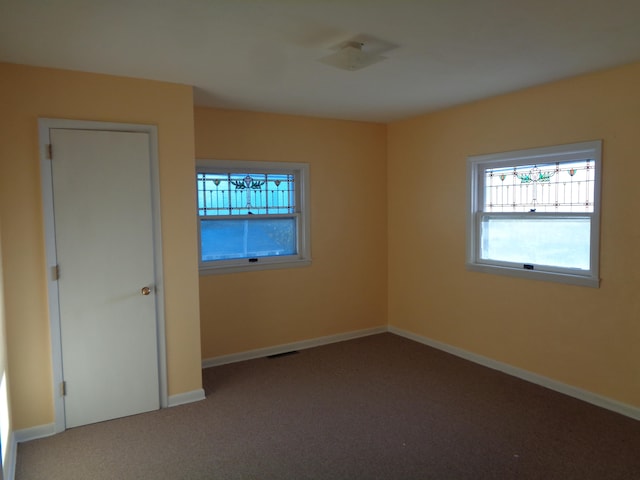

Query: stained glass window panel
197;173;295;216
484;160;594;213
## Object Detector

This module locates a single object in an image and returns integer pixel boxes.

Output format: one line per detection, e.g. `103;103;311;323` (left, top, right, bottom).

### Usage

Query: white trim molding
388;326;640;421
168;389;206;407
5;431;16;480
6;424;56;480
202;327;387;368
14;423;56;443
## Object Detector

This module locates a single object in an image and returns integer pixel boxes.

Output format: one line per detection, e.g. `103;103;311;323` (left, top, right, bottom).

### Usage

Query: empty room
1;1;639;479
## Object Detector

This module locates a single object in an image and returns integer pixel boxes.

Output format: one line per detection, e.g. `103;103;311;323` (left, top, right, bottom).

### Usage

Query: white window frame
466;140;602;288
197;159;311;275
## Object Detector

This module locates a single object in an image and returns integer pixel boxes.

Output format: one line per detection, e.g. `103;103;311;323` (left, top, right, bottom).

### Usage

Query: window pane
480;216;591;270
197;173;295;216
484;160;595;213
201;218;296;261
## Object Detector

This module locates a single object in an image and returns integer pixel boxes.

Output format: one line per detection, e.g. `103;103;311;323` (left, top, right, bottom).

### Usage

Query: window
466;141;601;287
197;160;311;274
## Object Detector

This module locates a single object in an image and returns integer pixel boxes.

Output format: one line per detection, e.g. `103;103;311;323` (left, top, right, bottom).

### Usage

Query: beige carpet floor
16;333;640;479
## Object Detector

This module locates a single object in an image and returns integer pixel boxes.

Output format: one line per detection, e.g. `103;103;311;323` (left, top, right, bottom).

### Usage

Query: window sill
199;258;312;276
466;263;600;288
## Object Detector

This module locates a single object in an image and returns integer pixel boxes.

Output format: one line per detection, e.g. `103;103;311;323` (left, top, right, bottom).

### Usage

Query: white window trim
197;159;311;275
466;140;602;288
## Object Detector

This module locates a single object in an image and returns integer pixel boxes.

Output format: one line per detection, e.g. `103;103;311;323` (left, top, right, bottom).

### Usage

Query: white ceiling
1;0;640;123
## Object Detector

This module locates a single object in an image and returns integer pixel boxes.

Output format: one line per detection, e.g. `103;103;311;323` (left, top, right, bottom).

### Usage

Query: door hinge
46;144;53;160
60;381;67;396
52;265;60;280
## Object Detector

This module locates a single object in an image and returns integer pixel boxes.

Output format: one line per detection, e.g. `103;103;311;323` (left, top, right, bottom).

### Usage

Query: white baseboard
388;326;640;421
202;326;387;369
5;423;57;480
14;423;56;443
168;389;206;407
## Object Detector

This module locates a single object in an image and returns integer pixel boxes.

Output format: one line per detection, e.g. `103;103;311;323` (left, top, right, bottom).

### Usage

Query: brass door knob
141;286;152;296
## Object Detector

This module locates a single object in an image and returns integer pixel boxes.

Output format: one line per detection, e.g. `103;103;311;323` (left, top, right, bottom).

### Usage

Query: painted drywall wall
194;108;387;358
0;63;203;430
387;62;640;408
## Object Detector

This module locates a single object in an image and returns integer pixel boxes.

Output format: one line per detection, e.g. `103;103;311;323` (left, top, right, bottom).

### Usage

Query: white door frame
38;118;168;433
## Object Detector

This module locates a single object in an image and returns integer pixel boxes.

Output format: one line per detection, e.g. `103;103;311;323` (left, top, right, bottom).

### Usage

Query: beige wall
3;57;638;434
0;63;203;430
194;108;388;358
388;62;640;408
